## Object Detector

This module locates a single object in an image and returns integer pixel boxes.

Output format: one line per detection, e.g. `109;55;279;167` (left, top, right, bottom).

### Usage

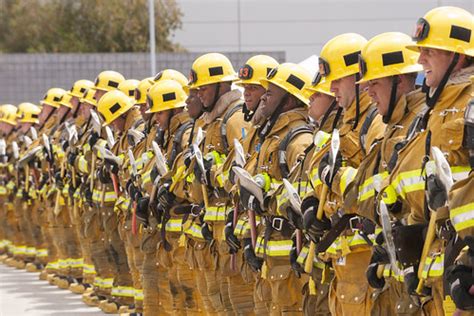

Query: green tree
0;0;183;53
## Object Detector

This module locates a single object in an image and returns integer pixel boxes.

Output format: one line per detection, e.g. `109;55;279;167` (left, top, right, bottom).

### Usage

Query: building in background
173;0;473;62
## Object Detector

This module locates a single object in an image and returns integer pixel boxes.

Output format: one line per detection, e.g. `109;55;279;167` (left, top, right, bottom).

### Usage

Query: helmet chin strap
258;93;289;142
352;73;361;131
383;76;399;124
424;53;460;109
202;83;221;113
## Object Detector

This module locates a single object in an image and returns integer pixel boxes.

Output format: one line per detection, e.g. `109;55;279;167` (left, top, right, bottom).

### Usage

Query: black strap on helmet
425;53;460;108
352;73;361;130
383;76;399;124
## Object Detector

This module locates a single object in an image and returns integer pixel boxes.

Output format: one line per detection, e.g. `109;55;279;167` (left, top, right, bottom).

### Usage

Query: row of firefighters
0;5;473;316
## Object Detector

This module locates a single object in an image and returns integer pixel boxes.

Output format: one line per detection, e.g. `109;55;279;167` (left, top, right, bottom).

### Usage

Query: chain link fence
0;51;285;105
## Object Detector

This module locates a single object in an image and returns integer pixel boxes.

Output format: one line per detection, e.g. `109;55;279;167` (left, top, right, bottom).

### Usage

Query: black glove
302;196;330;243
224;210;241;254
318;150;342;188
62;140;69;152
88;131;99;148
243;238;263;273
21;189;31;202
287;206;303;230
54;171;64;190
136;196;150;226
126;179;140;201
151;202;164;223
404;267;431;296
150;166;159;183
97;166;112;184
104;158;119;174
156;182;175;210
290;239;304;275
366;245;390;289
239;185;264;215
84;186;93;205
426;174;448;210
366;263;385;289
67;152;78;166
194;156;213;185
445;264;474;311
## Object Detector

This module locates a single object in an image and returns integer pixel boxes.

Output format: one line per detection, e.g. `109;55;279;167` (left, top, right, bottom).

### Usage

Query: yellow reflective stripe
93;277;103;287
114;195;131;213
46;261;59;270
25;247;37;255
92;189;101;203
382;263;404;282
165;219;183;232
451;166;470;181
13;245;26;255
450;202;474;232
134;289;144;301
309;168;322;189
58;259;69;269
421;254;444;278
102;278;114;289
340;167;357;196
296;246;325;269
0;186;7;195
83;264;96;274
69;258;84;268
142;170;151;186
104;191;117;202
78;156;89;173
234;216;261;238
6;181;15;190
183;223;204;239
112;286;135;298
358;172;388;202
325;231;372;254
255;237;293;257
203;205;227;222
391;169;424;199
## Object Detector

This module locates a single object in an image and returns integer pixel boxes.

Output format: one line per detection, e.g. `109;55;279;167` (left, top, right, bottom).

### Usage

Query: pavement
0;264;103;316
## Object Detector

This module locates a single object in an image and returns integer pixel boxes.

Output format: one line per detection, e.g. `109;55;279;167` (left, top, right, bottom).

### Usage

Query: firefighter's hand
302;196;330;243
318;150;342;188
426;174;448;210
445;264;474;311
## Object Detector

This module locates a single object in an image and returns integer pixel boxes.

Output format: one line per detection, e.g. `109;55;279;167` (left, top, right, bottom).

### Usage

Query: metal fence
0;51;285;105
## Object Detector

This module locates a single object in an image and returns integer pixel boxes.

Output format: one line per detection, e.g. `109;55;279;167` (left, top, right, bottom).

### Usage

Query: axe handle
72;168;77;188
230;204;240;271
111;173;121;197
296;230;302;255
53;190;61;216
25;165;30;192
90;155;96;192
248;210;257;249
201;184;209;210
376;264;385;279
416;209;437;294
305;185;329;274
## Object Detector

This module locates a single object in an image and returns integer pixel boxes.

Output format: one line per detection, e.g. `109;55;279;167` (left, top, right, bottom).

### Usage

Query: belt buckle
272;217;284;231
349;216;361;232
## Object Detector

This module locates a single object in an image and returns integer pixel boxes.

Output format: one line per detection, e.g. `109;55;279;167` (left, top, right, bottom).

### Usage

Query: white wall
172;0;473;62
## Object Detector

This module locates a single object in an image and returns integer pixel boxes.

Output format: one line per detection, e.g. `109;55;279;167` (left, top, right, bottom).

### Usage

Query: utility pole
148;0;156;75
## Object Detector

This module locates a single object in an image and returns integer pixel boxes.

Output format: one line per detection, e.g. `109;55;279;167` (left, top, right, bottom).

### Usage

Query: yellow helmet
0;104;18;126
94;70;126;92
358;32;423;83
17;102;41;124
154;69;188;87
118;79;140;98
305;72;334;97
59;92;74;108
236;55;279;86
146;79;187;114
408;6;473;57
81;88;97;107
260;63;312;105
318;33;367;83
188;53;238;89
135;78;154;104
69;79;94;98
97;90;135;126
41;88;67;108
